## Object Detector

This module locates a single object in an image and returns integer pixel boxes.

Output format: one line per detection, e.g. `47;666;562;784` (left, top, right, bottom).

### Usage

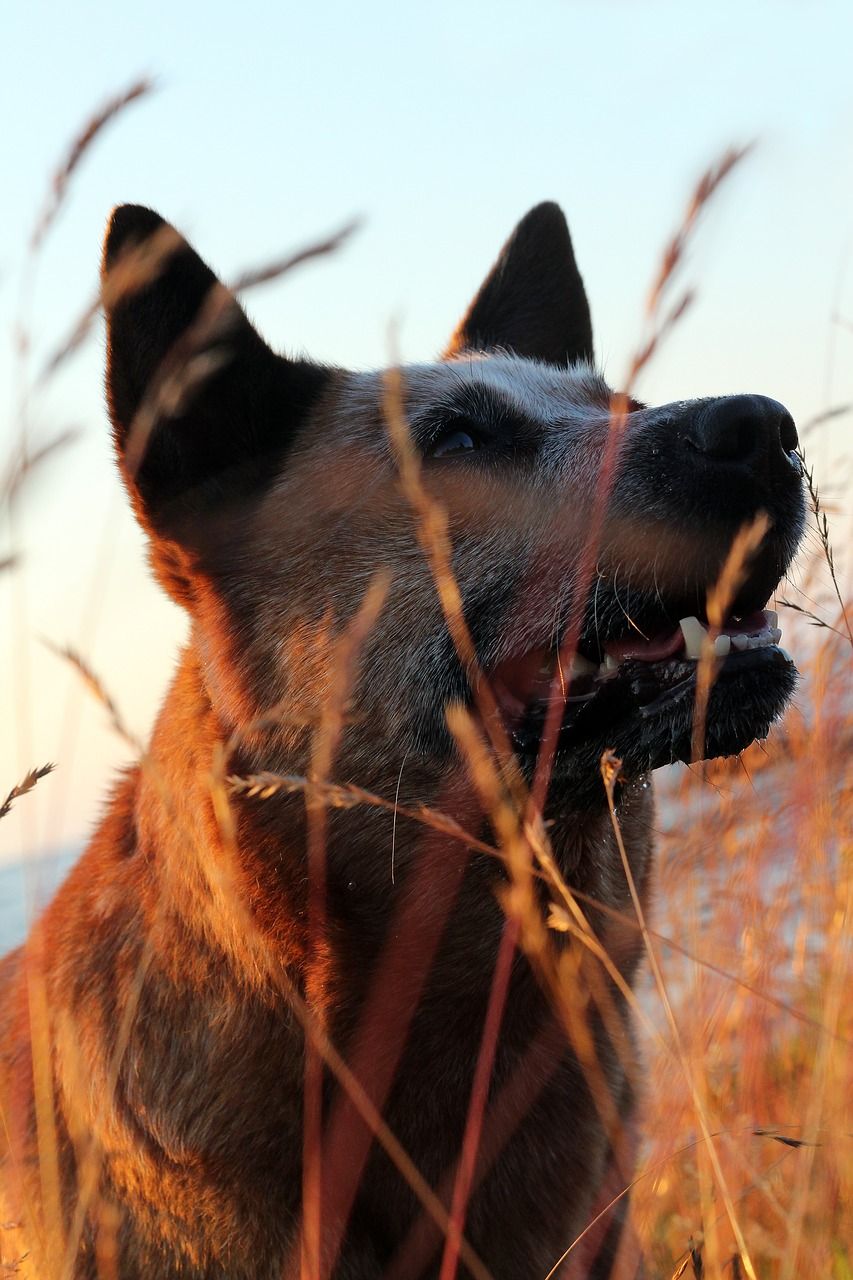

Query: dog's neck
132;645;653;1006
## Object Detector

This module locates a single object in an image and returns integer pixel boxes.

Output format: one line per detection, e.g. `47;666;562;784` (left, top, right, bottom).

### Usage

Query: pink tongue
604;628;685;663
603;609;770;664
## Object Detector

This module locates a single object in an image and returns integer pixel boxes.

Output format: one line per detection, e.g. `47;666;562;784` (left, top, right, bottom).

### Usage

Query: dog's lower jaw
510;648;798;810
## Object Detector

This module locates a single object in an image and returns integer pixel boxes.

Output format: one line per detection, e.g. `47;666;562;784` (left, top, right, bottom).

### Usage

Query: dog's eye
429;428;481;458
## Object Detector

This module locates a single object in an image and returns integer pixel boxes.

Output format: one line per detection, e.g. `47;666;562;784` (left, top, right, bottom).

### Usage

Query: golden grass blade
1;429;79;506
41;214;359;396
117;213;355;488
777;875;851;1280
30;78;154;253
600;750;760;1280
626;288;695;388
36;293;100;384
0;764;55;822
646;146;752;320
566;885;852;1048
229;217;361;293
691;513;770;764
228;770;503;862
798;403;851;439
37;222;185;385
41;641;143;755
777;597;849;640
25;941;65;1276
532;148;756;840
57;943;156;1280
208;762;494;1280
447;706;630;1164
230;768;850;1047
381;357;526;809
798;446;853;651
300;571;388;1280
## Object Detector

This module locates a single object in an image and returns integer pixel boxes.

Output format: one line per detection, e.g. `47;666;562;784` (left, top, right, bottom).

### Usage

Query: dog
0;201;804;1278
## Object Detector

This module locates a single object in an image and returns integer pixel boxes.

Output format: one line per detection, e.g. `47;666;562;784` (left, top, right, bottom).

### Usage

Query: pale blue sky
2;0;852;870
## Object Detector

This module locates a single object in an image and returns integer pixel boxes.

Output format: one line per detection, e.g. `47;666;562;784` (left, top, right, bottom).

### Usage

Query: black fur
445;202;594;366
104;204;331;537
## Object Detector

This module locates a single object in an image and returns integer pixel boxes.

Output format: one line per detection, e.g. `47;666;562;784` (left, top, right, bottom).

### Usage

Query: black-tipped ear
102;205;329;597
444;202;593;367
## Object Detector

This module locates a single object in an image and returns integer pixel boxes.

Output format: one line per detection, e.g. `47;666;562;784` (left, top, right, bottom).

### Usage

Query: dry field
2;86;851;1280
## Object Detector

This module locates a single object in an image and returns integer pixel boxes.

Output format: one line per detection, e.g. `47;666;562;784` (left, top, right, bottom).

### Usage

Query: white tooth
604;654;620;671
763;609;778;628
571;654;598;677
714;634;732;657
770;627;782;644
679;616;708;660
732;633;749;652
748;636;760;649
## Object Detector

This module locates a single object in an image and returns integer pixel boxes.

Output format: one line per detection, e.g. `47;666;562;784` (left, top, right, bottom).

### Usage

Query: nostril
779;410;798;454
693;418;751;462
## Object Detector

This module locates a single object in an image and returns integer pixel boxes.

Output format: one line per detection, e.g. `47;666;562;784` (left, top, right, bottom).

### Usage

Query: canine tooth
678;616;707;660
713;634;731;657
731;634;749;652
770;627;782;644
603;654;620;671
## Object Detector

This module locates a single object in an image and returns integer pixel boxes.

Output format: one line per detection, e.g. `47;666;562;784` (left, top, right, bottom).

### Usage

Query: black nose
686;395;798;465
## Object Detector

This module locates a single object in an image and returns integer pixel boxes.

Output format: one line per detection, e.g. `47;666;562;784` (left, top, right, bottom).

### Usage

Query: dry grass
0;767;55;825
632;613;852;1280
2;87;851;1280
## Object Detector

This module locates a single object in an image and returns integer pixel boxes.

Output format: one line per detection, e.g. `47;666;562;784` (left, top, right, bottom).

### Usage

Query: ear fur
102;205;330;600
444;202;593;367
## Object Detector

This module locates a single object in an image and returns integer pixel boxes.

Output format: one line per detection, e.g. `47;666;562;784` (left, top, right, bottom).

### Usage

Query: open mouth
494;606;790;716
488;603;798;798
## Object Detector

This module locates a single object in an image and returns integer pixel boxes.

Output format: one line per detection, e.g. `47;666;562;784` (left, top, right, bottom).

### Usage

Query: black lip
511;646;797;805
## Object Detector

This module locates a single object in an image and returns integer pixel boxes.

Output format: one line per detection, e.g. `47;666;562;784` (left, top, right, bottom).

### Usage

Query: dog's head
102;202;804;807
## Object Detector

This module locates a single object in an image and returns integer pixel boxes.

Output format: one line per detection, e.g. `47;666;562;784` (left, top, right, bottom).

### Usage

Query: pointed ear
102;205;330;598
444;202;593;367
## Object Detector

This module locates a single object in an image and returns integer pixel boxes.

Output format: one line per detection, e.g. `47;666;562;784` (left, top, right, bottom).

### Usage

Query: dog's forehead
338;354;612;431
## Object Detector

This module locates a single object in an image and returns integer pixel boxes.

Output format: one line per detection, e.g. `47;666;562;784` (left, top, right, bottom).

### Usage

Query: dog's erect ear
102;205;330;600
444;202;593;367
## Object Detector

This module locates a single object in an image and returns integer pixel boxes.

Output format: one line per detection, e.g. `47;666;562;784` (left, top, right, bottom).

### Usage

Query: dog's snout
685;394;798;467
